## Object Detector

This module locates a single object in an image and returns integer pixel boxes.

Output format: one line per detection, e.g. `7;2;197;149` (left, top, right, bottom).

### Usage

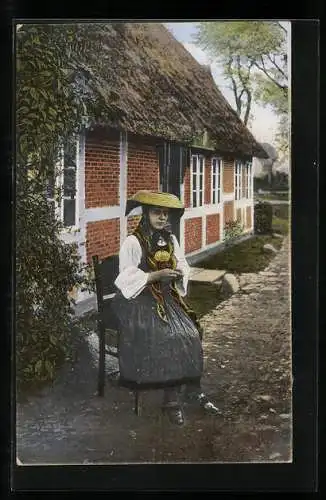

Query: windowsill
60;226;80;234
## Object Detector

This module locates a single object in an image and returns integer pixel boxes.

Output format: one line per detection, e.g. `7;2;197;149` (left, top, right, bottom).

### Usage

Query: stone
279;413;291;420
189;268;226;283
263;243;278;254
255;395;273;402
242;285;261;292
269;452;282;460
220;273;240;296
273;233;284;239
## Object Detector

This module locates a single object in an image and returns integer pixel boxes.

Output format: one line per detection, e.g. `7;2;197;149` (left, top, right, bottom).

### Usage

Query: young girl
113;190;219;425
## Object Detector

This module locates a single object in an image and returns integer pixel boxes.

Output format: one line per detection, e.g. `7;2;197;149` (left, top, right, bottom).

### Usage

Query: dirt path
16;236;291;464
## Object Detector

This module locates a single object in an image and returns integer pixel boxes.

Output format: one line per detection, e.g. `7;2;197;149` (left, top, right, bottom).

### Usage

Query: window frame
211;157;222;205
47;137;79;230
235;160;242;201
190;153;205;208
246;161;253;199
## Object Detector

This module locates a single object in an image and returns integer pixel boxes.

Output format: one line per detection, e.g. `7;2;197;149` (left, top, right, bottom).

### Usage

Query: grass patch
197;234;283;274
185;232;286;317
186;282;223;319
256;192;289;201
272;216;289;235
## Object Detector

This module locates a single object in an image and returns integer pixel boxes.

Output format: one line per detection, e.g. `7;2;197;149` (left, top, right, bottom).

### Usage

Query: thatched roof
78;23;268;158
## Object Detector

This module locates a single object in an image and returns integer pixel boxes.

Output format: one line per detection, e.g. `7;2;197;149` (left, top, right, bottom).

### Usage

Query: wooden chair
92;254;142;415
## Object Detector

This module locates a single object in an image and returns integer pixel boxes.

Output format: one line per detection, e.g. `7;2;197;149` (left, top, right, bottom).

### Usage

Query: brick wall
127;140;159;197
184;167;191;208
86;219;120;263
184;217;202;254
206;213;220;245
246;206;252;229
224;201;234;225
223;160;235;193
85;130;120;208
127;215;141;235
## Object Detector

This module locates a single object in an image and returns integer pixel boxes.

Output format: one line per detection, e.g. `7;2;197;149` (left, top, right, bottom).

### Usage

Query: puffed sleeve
171;234;190;297
114;235;149;299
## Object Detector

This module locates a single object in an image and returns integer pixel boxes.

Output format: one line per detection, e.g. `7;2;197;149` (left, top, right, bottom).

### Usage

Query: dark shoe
162;404;185;426
185;391;221;416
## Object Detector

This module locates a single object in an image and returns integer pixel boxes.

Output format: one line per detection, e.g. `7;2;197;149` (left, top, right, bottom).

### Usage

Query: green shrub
16;24;106;390
223;220;244;245
254;202;273;234
272;203;289;220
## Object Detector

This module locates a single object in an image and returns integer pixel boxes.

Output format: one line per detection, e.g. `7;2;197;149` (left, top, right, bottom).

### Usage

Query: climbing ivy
15;24;108;389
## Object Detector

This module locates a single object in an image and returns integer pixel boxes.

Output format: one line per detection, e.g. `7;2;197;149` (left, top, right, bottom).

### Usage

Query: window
235;161;242;200
246;162;253;199
191;154;204;207
47;138;79;228
211;157;222;204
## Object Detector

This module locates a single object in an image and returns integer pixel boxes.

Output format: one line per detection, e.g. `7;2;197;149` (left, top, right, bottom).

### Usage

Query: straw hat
125;190;184;217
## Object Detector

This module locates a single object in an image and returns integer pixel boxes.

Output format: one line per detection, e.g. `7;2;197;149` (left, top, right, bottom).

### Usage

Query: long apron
112;284;203;390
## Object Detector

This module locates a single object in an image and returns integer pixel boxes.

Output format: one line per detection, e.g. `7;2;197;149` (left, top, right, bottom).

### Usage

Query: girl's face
148;206;170;230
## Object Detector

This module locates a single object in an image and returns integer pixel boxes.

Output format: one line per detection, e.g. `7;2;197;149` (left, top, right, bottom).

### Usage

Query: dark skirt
112;287;203;390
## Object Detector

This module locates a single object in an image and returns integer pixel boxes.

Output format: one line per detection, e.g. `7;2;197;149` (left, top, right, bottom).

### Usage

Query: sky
164;22;290;147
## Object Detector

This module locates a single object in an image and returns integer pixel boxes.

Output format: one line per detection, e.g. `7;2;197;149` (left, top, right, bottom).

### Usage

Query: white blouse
114;234;190;300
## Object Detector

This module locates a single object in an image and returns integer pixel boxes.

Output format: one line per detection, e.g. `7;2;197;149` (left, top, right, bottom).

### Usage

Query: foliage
254;202;273;234
223;220;244;245
194;21;289;149
200;234;283;274
254;172;289;192
16;24;109;388
272;216;289;235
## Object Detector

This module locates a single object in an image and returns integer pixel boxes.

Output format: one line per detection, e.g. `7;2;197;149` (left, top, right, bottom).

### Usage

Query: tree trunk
243;89;252;126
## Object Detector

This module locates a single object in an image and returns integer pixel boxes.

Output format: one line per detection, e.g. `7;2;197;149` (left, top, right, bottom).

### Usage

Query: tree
258;142;278;185
194;21;289;141
16;24;110;388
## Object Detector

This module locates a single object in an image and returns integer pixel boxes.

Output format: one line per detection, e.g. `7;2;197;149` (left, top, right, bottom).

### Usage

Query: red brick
127;141;159;197
85;131;120;208
127;215;141;235
206;213;220;245
86;219;120;263
223;160;235;193
224;201;235;225
184;218;202;254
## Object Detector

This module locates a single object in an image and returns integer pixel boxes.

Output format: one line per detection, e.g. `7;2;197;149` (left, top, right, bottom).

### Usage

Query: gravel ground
16;236;292;464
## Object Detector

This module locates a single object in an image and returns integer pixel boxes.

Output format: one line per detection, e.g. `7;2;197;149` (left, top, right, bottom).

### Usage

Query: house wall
206;213;220;245
179;152;254;260
84;130;160;265
86;219;120;261
85;129;120;208
223;160;235;193
68;129;255;302
184;218;202;254
127;140;160;197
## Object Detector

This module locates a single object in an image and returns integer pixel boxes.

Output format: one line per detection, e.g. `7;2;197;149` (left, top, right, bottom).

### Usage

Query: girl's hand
157;268;183;282
147;268;183;284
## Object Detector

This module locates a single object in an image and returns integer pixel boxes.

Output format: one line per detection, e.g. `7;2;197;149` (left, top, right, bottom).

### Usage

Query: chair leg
97;322;106;397
134;391;142;416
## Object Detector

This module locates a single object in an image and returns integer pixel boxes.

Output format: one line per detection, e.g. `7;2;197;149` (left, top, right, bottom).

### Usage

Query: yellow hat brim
130;190;184;209
125;190;184;216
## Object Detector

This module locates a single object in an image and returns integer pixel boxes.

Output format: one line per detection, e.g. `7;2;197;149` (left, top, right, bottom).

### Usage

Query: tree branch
267;53;288;81
243;88;252;126
226;57;242;116
234;56;253;125
277;22;288;35
254;56;288;91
